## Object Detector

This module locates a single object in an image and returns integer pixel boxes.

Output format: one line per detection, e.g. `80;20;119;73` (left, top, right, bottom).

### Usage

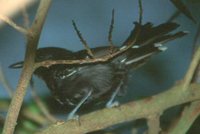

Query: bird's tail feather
116;22;187;68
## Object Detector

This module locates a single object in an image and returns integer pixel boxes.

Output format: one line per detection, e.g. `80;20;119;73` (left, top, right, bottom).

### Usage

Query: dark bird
9;22;187;119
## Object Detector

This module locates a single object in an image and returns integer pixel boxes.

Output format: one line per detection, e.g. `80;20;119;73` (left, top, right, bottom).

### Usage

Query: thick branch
2;1;51;134
168;36;200;133
108;9;114;47
167;101;200;134
182;45;200;91
36;83;200;134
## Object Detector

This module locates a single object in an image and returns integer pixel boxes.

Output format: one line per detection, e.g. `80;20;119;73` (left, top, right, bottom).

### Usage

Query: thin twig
2;1;52;134
0;15;28;35
30;81;58;123
167;101;200;134
0;65;13;98
138;0;143;24
108;9;115;47
170;0;196;23
167;10;181;22
21;6;30;28
72;20;94;58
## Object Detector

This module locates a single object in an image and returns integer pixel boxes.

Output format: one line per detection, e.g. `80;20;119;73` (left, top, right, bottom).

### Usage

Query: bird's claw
106;101;119;108
66;114;79;121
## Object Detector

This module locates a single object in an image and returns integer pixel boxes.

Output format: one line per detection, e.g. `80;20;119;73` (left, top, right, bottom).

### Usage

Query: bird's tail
114;22;187;68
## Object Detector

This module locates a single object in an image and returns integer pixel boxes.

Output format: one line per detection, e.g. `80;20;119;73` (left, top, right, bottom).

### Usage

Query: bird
9;21;187;120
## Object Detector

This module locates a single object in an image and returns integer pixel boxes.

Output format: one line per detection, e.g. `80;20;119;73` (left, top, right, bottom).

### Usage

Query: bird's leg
67;90;92;120
106;81;123;108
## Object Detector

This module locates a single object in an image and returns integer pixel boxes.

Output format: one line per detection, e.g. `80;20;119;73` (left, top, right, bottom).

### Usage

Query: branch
167;101;200;134
34;41;135;69
0;15;28;35
147;114;161;134
182;45;200;91
36;83;200;134
170;0;196;23
34;16;139;69
108;9;115;47
30;85;58;123
167;33;200;133
21;6;30;28
138;0;143;24
72;20;94;58
2;1;52;134
192;23;200;55
167;10;181;22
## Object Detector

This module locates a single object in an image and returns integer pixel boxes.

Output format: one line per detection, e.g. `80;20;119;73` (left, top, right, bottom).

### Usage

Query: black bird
10;22;187;119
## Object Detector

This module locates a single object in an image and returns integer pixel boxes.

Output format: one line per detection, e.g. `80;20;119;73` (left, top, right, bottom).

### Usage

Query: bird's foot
66;113;79;121
106;101;119;108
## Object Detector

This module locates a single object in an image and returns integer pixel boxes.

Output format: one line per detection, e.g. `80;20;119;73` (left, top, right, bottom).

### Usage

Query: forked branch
72;20;94;58
2;1;52;134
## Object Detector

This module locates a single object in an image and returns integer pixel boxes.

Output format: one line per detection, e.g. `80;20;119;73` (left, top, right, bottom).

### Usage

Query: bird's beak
9;61;24;69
